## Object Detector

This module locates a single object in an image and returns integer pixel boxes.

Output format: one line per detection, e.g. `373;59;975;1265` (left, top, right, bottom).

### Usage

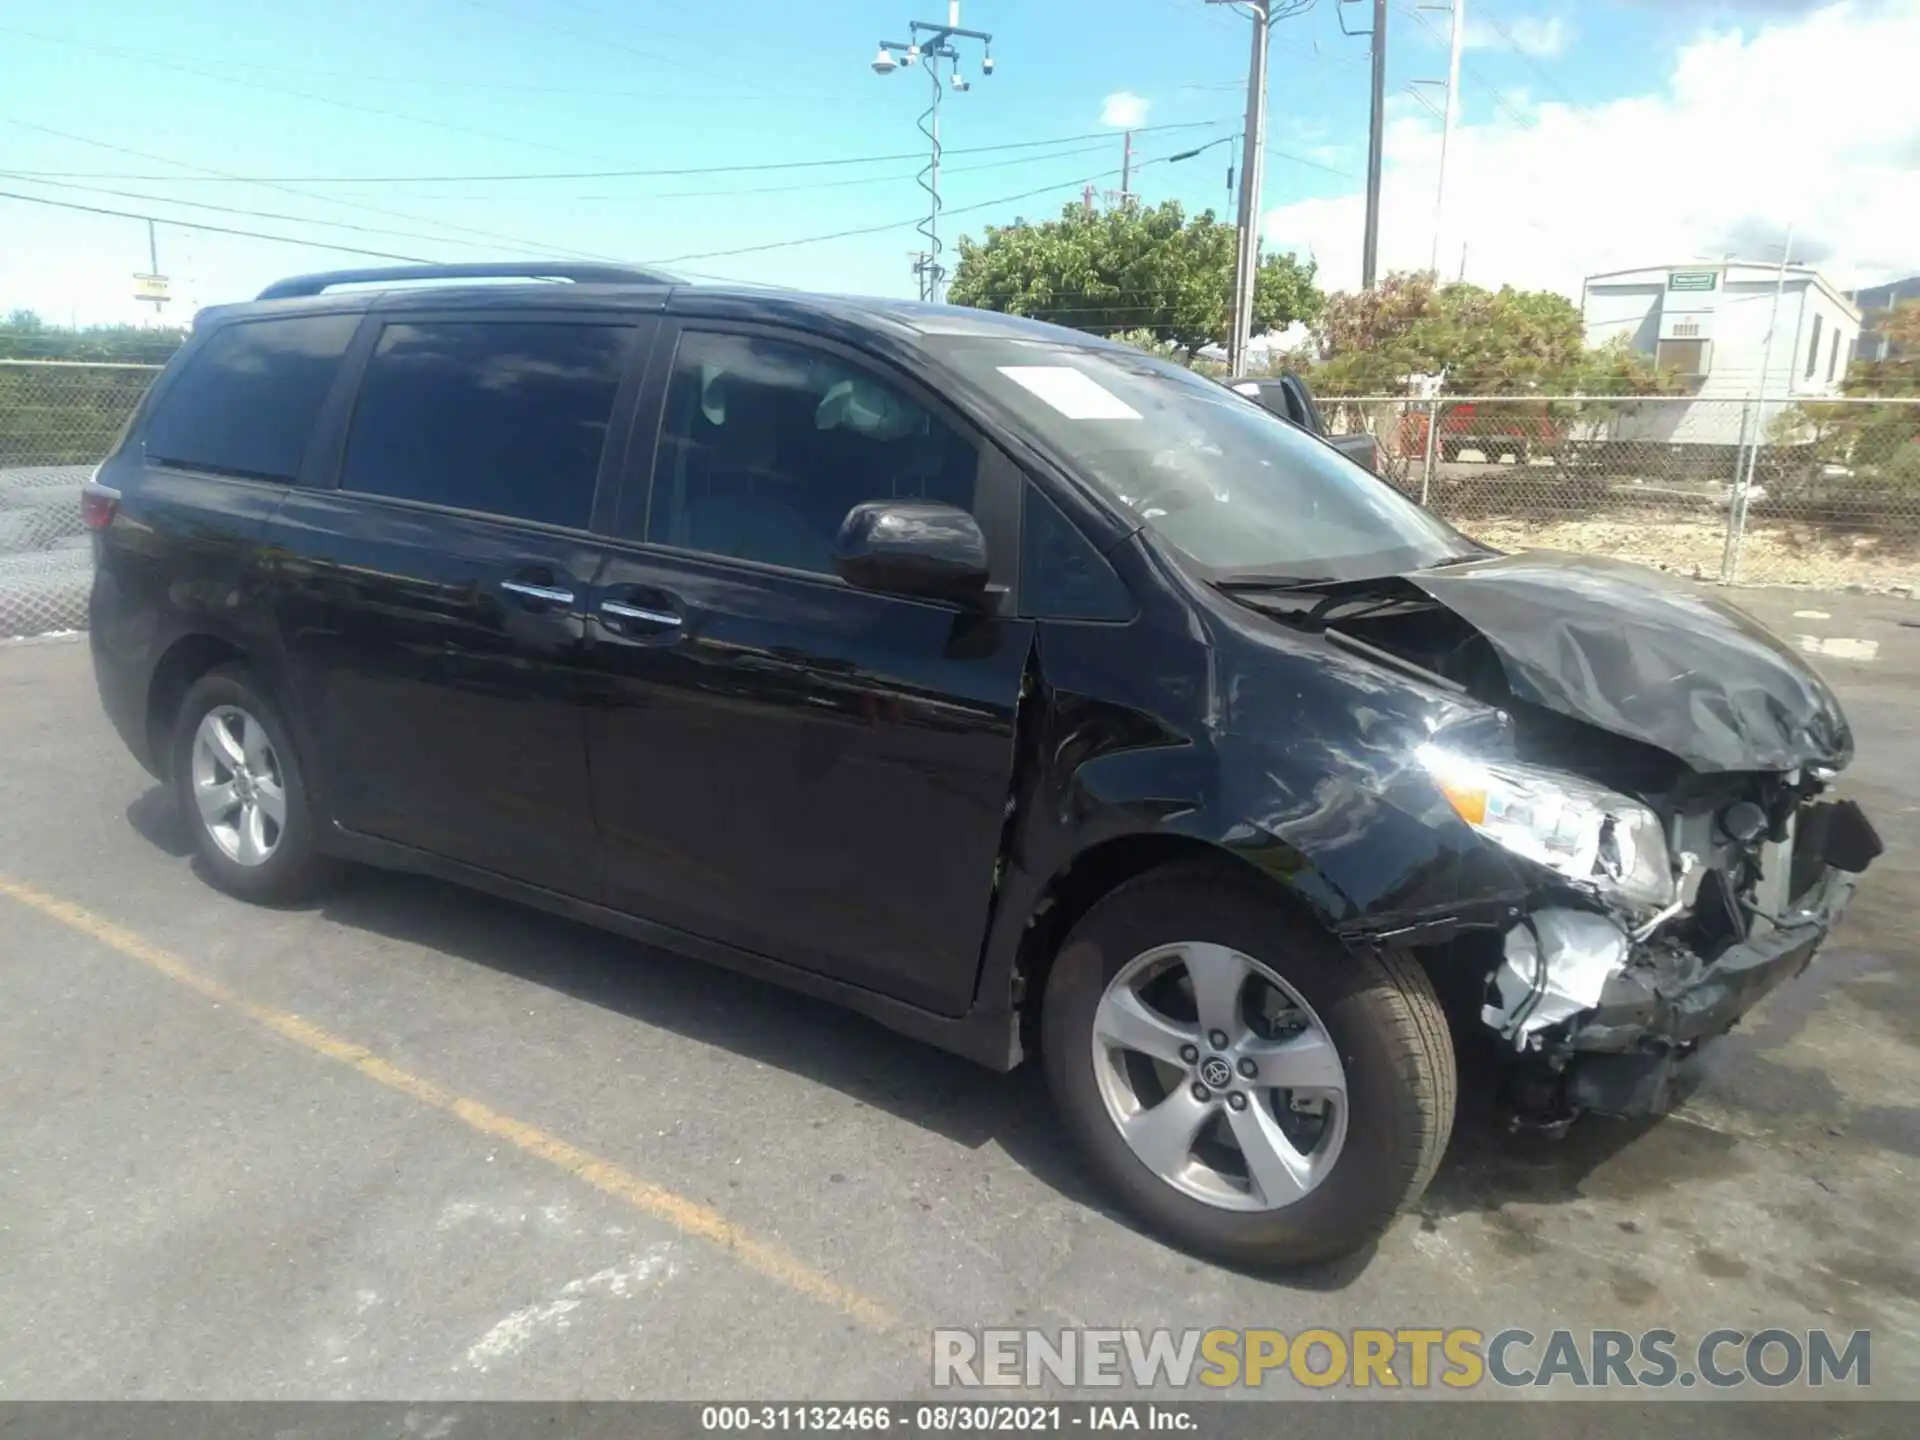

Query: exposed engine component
1485;908;1631;1046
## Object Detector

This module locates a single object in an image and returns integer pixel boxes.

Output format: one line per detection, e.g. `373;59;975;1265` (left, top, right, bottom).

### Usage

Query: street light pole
1429;0;1463;275
872;5;995;303
1214;0;1271;376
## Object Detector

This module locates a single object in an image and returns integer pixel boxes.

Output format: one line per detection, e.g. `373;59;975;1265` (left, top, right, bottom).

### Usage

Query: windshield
936;336;1478;581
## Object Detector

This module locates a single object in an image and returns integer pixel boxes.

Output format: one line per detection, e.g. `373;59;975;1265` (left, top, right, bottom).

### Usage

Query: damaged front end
1396;555;1886;1123
1230;550;1885;1126
1476;781;1881;1125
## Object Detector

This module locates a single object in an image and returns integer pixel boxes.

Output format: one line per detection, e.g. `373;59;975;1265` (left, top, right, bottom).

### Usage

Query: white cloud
1466;14;1571;59
1100;91;1151;128
1264;1;1920;299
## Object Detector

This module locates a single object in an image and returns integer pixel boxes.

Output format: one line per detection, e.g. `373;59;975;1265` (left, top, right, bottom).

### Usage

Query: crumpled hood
1404;551;1853;774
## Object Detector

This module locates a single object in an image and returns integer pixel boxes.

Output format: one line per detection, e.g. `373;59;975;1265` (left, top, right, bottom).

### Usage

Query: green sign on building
1668;270;1719;292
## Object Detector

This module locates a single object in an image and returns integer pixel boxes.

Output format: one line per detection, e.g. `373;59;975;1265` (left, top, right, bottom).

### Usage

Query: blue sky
1;1;1911;323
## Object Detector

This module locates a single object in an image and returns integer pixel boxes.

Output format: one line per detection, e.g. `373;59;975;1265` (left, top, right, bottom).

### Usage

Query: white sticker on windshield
996;366;1141;420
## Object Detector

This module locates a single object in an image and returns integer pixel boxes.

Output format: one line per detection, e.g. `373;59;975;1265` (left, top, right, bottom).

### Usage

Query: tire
1042;865;1455;1268
171;665;329;904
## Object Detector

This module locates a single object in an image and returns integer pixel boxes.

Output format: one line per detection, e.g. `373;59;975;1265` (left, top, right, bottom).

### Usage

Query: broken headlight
1418;745;1676;913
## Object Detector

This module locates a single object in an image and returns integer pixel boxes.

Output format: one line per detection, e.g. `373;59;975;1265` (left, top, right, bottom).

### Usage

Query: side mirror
834;501;990;604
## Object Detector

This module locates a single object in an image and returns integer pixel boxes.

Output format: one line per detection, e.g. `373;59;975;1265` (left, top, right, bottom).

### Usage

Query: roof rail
256;262;679;301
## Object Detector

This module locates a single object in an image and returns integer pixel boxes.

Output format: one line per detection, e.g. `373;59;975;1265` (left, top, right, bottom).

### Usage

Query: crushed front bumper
1492;798;1880;1121
1563;866;1857;1116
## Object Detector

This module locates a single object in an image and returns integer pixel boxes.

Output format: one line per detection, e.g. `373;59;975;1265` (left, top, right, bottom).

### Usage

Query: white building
1580;262;1863;447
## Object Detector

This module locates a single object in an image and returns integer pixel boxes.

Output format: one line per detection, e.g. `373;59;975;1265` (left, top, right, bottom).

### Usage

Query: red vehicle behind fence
1398;402;1561;464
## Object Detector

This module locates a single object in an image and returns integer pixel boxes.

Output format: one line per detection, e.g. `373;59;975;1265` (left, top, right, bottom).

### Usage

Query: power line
1475;4;1577;107
0;119;623;262
1161;0;1243;33
1266;144;1359;179
1400;3;1530;126
0;23;638;168
452;0;680;67
0;190;437;265
648;140;1229;266
0;174;548;257
1;122;1226;186
318;142;1121;205
0;21;886;110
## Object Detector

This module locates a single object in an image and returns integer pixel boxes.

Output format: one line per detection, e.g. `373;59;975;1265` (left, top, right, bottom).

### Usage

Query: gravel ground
0;467;90;639
1467;515;1920;592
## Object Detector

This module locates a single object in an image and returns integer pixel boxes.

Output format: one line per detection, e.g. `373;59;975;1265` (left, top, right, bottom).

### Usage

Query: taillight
82;483;120;531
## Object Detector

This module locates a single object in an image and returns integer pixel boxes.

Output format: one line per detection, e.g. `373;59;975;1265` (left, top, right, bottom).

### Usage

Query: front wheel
1042;866;1455;1268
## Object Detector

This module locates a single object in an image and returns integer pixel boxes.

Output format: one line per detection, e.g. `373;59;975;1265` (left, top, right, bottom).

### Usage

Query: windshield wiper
1211;573;1342;594
1411;548;1492;572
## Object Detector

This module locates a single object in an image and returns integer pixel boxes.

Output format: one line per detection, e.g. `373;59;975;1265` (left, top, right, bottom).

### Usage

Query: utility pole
1121;129;1133;205
1725;224;1795;582
871;3;995;304
1213;0;1271;376
134;217;170;324
1415;0;1464;275
1362;0;1388;287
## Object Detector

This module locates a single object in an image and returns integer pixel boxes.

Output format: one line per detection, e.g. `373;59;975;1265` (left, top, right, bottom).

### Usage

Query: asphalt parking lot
1;587;1916;1404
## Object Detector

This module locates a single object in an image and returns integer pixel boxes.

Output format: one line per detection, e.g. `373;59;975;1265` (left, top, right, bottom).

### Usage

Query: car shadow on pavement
125;785;1757;1289
125;786;195;859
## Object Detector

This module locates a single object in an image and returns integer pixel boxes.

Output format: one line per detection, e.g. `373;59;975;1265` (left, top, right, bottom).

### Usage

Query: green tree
1310;270;1653;395
0;313;187;363
947;200;1322;358
0;312;179;465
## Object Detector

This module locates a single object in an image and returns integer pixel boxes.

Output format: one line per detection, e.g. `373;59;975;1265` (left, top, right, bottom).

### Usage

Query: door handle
600;599;683;629
501;579;576;606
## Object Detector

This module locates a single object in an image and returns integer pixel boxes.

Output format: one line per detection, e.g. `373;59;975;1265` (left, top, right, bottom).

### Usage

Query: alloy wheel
1090;941;1348;1212
190;705;286;867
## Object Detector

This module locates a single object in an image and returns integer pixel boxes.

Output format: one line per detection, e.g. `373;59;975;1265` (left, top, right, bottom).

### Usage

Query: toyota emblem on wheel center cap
1200;1056;1233;1090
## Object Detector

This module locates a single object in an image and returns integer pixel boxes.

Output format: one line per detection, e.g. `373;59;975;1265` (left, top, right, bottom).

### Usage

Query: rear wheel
1042;866;1455;1267
172;666;328;904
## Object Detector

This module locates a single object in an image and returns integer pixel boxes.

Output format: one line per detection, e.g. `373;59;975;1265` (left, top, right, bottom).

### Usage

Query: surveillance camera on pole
870;6;996;303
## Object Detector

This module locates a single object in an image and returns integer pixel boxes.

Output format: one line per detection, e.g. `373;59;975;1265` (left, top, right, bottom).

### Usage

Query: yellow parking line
0;874;898;1333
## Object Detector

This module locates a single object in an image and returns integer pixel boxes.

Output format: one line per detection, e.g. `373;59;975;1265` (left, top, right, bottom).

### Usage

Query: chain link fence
1320;393;1920;591
0;361;160;639
3;360;1919;642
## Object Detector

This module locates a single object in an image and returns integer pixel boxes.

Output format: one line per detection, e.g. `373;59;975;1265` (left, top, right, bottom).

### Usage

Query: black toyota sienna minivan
88;263;1880;1267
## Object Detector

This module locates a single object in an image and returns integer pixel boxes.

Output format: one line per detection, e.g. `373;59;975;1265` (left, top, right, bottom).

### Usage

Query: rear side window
144;314;358;481
341;321;631;529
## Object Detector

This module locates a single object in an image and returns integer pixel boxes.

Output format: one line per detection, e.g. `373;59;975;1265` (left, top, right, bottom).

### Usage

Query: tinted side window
1021;485;1134;621
647;330;978;576
341;321;629;529
145;314;359;481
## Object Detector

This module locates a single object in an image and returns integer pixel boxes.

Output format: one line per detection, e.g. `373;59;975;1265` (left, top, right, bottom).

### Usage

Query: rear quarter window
143;314;359;482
